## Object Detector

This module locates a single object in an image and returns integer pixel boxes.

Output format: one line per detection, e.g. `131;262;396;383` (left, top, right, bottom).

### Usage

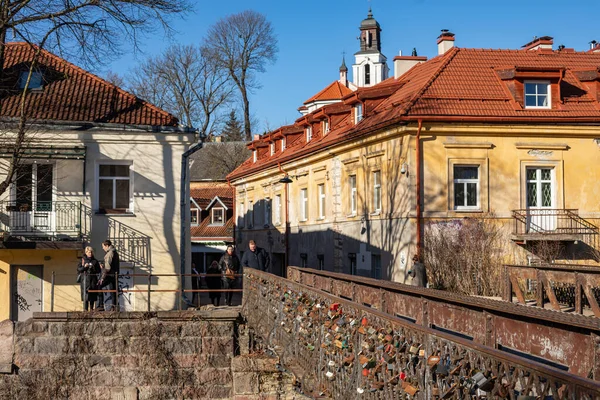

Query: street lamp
278;165;292;277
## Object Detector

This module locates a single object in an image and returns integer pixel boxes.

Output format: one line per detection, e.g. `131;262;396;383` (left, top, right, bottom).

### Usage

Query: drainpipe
227;178;235;244
278;163;291;275
180;140;204;302
416;119;423;259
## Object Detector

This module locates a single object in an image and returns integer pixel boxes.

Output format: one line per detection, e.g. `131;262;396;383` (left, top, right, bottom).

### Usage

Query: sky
101;0;600;134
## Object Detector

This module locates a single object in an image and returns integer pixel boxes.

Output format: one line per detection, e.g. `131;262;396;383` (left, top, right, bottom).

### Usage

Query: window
264;199;271;227
524;81;550;109
270;142;275;156
238;202;245;228
322;119;329;135
526;167;553;208
98;163;132;214
274;194;281;225
211;208;224;225
371;254;381;279
253;151;257;163
372;170;381;213
300;188;308;221
248;200;254;227
454;165;479;210
281;138;286;152
349;253;357;275
317;254;324;270
19;71;43;90
191;209;199;225
318;184;325;219
300;253;308;268
364;64;371;85
306;126;312;142
354;104;363;124
349;175;357;215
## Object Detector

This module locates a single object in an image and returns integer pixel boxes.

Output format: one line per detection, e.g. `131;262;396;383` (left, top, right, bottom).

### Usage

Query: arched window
364;64;371;85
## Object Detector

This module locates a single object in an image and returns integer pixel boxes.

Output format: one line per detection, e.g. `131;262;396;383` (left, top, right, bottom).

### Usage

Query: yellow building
0;43;194;320
228;32;600;282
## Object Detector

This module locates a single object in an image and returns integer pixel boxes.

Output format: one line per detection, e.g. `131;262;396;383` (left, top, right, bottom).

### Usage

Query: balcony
0;201;91;248
512;209;599;243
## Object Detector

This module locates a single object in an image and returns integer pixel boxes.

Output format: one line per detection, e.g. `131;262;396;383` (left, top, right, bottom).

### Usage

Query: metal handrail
512;208;599;235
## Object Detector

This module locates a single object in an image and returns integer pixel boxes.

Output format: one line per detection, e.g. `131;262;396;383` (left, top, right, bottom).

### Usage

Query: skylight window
19;71;43;90
524;81;550;109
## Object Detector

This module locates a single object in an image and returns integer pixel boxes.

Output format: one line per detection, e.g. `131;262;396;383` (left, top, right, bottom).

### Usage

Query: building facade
0;43;195;320
228;25;600;281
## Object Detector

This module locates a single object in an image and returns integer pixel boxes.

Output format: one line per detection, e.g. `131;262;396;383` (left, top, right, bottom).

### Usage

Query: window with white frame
238;202;245;228
211;208;224;225
372;170;381;213
322;119;329;135
19;71;43;90
191;209;199;225
274;194;281;225
270;142;275;156
248;200;254;227
454;165;479;210
264;198;271;226
281;138;286;152
349;175;357;215
98;163;132;214
354;103;363;124
253;150;257;163
524;81;551;109
318;183;325;219
364;64;371;85
300;188;308;221
306;126;312;142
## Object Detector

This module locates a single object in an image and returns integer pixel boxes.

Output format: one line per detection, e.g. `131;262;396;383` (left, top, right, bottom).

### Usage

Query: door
11;265;43;321
10;164;54;233
526;167;555;232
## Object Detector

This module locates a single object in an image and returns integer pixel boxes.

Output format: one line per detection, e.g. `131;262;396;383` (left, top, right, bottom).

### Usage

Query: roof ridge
7;42;177;123
402;47;461;116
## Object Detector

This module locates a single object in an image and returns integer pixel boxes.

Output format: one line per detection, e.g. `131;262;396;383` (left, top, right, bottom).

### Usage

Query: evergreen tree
221;110;244;142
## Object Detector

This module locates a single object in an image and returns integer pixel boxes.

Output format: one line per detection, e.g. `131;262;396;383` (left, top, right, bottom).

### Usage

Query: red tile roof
304;80;353;104
0;42;178;126
190;183;234;241
191;217;234;241
191;185;233;210
229;47;600;180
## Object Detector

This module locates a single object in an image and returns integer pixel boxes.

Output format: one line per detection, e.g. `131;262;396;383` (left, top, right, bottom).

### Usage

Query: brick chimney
521;36;553;51
394;49;427;78
437;30;455;55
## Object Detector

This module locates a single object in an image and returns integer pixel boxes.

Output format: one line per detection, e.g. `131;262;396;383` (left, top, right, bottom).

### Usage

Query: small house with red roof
228;15;600;281
0;43;196;319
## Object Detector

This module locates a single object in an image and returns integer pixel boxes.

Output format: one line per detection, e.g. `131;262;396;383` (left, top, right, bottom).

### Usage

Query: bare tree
0;0;190;198
128;44;232;134
204;10;278;141
103;70;125;87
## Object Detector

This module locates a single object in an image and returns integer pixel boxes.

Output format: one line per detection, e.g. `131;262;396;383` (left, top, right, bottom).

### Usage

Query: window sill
299;219;308;223
453;208;483;213
346;213;358;218
370;211;381;216
208;223;225;227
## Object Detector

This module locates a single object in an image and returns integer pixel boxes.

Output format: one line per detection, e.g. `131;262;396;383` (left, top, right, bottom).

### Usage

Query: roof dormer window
253;150;257;163
524;81;551;109
306;126;313;142
281;137;286;152
19;71;43;90
211;207;224;225
354;103;363;124
322;119;330;135
270;142;275;156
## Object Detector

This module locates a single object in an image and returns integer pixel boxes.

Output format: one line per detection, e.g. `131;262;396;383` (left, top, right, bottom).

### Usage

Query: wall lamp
279;175;293;184
400;162;408;174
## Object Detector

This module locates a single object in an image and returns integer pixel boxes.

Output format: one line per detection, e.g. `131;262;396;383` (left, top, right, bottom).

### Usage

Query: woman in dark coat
219;245;241;306
77;246;101;311
206;261;222;306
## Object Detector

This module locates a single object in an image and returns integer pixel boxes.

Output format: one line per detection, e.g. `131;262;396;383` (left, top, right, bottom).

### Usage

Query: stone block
112;355;141;369
200;354;232;369
195;367;232;385
0;320;14;374
231;356;278;373
111;386;138;400
202;337;233;355
93;336;128;354
162;337;202;354
48;322;65;336
34;337;68;354
233;372;259;395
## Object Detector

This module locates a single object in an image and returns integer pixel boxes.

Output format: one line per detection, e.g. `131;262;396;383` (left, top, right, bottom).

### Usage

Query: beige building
0;43;195;320
228;29;600;281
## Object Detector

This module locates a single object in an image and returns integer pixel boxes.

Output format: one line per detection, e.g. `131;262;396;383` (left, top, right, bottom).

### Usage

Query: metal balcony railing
512;208;599;237
0;200;90;240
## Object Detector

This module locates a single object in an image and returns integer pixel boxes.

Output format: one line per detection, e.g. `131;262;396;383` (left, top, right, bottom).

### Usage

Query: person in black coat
240;240;270;272
206;261;222;306
77;246;101;311
219;245;241;306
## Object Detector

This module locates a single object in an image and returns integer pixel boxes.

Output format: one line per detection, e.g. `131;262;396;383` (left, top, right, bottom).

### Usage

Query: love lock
472;372;495;392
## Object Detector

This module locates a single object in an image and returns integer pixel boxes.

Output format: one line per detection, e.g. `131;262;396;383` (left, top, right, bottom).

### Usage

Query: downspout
278;163;290;275
227;178;235;244
416;119;423;259
180;139;203;301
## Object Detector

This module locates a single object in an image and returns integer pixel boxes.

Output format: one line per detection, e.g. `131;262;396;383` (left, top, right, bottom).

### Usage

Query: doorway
11;265;43;321
526;167;556;232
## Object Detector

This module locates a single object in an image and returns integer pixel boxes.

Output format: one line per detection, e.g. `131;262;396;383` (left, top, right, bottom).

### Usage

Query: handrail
512;208;599;235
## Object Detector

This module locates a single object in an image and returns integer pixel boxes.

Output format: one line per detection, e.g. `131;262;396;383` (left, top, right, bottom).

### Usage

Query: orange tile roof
304;80;353;104
190;185;233;210
0;42;178;126
229;47;600;180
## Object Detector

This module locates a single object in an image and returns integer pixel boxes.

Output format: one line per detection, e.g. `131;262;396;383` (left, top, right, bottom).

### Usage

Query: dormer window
306;126;312;142
270;142;275;155
19;71;43;90
354;103;363;124
191;209;199;225
253;150;257;163
322;119;330;135
211;208;224;225
524;81;550;109
281;137;286;151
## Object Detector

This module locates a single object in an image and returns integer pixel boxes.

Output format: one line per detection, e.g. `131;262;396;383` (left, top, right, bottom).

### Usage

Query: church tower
352;8;388;87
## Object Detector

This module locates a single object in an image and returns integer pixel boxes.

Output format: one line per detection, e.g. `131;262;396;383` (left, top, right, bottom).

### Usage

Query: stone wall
0;310;307;400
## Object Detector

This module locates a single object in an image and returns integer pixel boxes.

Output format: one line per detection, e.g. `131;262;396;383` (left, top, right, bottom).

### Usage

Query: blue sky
102;0;600;134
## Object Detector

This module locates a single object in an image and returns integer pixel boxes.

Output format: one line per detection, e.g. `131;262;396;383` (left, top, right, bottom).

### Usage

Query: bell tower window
364;64;371;85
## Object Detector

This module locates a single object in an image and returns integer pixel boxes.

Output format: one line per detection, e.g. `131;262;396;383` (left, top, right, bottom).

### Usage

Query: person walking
77;246;101;311
408;255;428;288
219;245;240;306
241;240;270;272
206;260;222;306
98;240;120;311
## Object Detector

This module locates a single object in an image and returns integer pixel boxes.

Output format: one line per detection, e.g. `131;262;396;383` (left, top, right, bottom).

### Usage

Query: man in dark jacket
241;240;270;272
219;245;241;306
98;240;120;311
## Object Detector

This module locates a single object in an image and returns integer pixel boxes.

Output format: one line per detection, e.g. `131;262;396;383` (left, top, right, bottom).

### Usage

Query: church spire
352;8;388;87
339;55;348;85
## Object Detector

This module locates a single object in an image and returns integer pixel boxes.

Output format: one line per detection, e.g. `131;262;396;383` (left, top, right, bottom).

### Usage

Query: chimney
214;135;222;143
521;36;553;51
394;49;427;78
589;40;600;53
437;29;455;55
253;134;260;141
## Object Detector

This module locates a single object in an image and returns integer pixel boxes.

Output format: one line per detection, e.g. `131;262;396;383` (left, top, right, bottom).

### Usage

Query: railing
244;269;600;399
504;263;600;317
0;200;91;240
512;208;599;236
285;266;600;380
